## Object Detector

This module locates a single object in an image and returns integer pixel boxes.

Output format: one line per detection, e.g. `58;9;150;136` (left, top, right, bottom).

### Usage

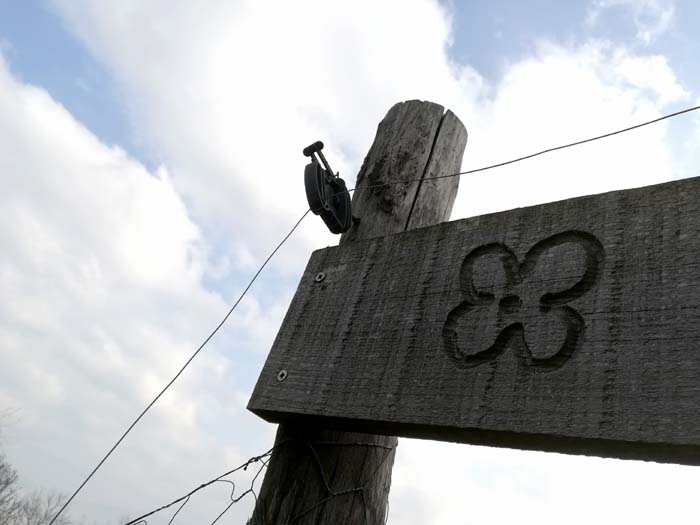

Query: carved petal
443;300;513;368
459;243;519;303
521;306;583;369
520;231;604;306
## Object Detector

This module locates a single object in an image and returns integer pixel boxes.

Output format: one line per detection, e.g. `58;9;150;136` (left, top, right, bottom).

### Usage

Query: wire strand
49;210;312;525
347;103;700;193
123;439;396;525
124;442;287;525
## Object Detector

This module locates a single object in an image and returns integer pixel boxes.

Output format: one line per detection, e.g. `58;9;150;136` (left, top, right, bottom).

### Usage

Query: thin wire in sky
348;103;700;193
48;209;311;525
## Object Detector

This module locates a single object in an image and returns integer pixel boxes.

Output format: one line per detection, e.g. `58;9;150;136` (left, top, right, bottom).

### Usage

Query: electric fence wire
49;101;700;525
346;103;700;193
48;210;312;525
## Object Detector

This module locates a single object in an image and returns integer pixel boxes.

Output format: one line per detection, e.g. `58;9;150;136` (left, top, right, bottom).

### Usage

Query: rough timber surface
250;176;700;465
340;100;444;243
249;100;467;525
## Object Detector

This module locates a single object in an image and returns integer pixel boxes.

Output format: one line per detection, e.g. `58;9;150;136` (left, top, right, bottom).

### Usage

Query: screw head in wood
315;272;326;283
277;369;288;382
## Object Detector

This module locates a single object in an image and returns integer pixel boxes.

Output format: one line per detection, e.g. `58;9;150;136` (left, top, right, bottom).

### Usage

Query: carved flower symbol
442;231;604;370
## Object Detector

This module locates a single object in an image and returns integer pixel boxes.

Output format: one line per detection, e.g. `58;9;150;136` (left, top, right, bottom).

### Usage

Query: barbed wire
123;438;396;525
167;495;189;524
123;443;281;525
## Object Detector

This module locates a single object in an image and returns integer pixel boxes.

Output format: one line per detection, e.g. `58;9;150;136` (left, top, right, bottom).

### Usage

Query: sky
1;0;700;523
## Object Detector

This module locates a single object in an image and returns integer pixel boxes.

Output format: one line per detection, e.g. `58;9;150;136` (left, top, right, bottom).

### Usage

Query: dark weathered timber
250;175;700;466
406;110;466;230
249;100;467;524
340;100;444;244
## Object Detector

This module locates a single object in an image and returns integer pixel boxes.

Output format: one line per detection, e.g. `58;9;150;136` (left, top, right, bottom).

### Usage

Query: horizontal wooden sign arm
250;176;700;466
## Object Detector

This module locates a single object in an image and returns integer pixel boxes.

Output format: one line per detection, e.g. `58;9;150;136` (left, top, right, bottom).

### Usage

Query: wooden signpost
250;100;467;523
250;174;700;466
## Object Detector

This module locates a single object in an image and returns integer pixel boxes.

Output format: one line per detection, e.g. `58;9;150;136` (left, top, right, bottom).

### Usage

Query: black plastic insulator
303;141;324;157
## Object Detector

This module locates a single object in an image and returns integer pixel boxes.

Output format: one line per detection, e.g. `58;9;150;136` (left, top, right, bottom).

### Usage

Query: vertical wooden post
250;100;467;524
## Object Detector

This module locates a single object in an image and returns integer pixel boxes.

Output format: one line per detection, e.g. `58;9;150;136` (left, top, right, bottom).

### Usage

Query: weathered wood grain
406;110;466;229
250;176;700;466
249;100;467;524
340;100;444;243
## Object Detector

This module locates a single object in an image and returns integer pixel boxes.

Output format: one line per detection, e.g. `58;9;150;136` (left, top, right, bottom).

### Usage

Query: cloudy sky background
2;0;700;523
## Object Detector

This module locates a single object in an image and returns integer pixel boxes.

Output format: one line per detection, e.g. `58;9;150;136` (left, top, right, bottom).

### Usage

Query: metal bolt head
277;369;288;382
315;272;326;283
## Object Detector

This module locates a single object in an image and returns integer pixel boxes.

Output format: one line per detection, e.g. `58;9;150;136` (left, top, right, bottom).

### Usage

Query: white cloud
0;52;275;522
48;0;476;269
452;40;687;221
392;439;700;525
587;0;675;45
613;51;689;104
0;0;695;523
